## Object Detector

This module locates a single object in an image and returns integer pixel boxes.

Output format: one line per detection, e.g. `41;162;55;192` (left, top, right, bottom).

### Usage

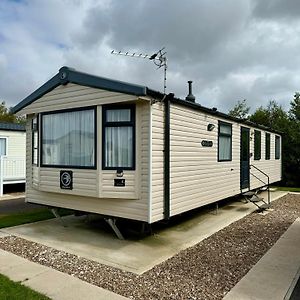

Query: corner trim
164;93;173;220
148;104;153;224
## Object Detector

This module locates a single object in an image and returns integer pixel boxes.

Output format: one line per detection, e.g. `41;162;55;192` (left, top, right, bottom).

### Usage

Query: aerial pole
111;47;168;94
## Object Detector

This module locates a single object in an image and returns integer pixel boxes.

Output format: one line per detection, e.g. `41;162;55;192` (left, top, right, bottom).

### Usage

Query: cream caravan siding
169;103;282;217
0;130;26;158
150;103;165;222
21;83;138;114
169;104;240;216
249;130;281;189
0;130;26;180
25;100;150;222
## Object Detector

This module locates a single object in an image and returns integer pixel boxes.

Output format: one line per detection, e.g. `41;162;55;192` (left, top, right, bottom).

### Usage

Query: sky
1;0;300;113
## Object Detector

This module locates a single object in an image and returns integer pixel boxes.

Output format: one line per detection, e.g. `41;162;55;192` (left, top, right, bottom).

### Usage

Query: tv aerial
111;47;167;94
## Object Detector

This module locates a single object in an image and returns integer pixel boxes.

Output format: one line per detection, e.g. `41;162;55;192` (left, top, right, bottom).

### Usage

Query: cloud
253;0;300;20
0;0;299;115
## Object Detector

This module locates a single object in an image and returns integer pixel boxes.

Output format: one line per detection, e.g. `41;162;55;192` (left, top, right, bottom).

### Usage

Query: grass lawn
272;186;300;192
0;209;72;229
0;273;50;300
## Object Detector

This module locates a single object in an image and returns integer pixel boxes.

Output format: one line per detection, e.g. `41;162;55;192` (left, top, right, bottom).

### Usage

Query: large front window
218;121;232;161
103;105;135;169
41;108;96;168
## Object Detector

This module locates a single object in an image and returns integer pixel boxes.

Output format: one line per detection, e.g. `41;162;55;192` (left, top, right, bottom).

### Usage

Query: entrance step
258;203;270;210
260;186;268;191
243;191;256;197
249;196;264;203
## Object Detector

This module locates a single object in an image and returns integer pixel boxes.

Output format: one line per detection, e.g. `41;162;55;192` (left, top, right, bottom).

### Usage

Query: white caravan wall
25;83;151;222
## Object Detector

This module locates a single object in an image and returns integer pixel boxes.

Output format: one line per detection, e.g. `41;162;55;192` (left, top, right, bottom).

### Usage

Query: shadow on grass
0;208;72;229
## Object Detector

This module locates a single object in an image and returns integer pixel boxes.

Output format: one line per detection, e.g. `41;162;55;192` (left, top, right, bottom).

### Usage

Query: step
243;191;256;196
258;203;270;210
260;186;268;191
249;196;264;203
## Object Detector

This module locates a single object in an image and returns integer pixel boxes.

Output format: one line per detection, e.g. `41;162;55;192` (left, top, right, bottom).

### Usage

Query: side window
254;130;261;160
32;116;38;165
218;121;232;161
265;133;270;160
0;138;7;156
275;135;280;159
103;105;135;170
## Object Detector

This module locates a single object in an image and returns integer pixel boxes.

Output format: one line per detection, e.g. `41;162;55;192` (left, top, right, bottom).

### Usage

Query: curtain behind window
105;109;133;168
106;109;130;122
219;135;231;160
218;123;232;161
42;109;95;167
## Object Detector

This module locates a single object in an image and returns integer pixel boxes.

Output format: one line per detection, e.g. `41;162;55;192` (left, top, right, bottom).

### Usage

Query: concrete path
0;248;128;300
0;190;291;299
2;190;287;274
223;218;300;300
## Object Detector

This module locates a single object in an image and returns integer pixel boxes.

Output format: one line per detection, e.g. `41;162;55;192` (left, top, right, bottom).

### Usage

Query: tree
0;101;25;124
228;99;250;119
250;101;288;131
230;98;299;187
290;92;300;121
249;106;269;126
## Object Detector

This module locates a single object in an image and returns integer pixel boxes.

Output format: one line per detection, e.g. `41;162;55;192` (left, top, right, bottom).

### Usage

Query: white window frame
0;137;8;157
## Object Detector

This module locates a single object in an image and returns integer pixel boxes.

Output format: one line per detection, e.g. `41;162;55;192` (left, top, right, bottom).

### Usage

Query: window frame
0;137;8;157
254;130;261;160
32;116;39;166
40;106;97;169
275;135;280;160
218;121;232;162
102;104;136;170
265;132;271;160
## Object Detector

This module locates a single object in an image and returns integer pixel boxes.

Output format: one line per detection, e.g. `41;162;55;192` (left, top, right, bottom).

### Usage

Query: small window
254;130;261;160
218;121;232;161
103;105;135;169
265;133;270;160
275;136;280;159
32;117;38;165
0;138;7;156
41;108;96;168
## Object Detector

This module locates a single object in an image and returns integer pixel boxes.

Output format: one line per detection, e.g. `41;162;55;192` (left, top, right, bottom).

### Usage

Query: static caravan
0;122;26;195
12;67;282;234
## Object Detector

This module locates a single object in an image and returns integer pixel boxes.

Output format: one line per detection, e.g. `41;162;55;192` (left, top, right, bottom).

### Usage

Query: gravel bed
0;194;299;299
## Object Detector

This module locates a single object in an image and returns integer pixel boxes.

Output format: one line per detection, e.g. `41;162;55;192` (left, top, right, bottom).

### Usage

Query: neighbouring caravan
12;67;282;227
0;122;26;195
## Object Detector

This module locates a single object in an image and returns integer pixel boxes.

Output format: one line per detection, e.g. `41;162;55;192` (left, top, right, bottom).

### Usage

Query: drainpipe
164;93;174;220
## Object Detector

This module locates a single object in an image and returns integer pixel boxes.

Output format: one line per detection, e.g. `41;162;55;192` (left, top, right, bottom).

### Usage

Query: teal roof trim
0;122;25;131
12;66;148;114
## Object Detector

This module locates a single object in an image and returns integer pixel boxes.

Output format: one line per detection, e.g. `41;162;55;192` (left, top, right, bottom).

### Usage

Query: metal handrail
250;172;267;186
249;164;270;206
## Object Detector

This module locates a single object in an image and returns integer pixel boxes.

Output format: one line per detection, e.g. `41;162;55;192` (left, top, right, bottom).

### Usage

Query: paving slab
223;218;300;300
0;249;127;300
2;190;287;274
0;192;25;201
